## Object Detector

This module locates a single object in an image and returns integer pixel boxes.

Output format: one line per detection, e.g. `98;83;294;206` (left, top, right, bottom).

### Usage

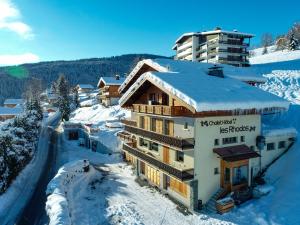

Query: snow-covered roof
174;30;254;44
263;127;297;138
0;107;23;116
97;77;126;87
119;58;266;93
119;70;289;113
77;84;94;89
3;99;23;105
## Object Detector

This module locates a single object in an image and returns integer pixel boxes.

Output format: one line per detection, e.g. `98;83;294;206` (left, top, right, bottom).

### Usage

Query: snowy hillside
250;45;300;65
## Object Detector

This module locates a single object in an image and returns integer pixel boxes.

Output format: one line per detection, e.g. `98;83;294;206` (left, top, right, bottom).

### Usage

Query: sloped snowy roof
77;84;94;89
119;70;289;113
119;58;266;93
0;107;23;116
3;99;23;105
97;77;126;87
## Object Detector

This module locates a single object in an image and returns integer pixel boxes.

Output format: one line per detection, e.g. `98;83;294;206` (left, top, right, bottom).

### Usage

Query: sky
0;0;299;65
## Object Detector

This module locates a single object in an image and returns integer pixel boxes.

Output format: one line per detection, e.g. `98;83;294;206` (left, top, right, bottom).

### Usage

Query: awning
213;145;260;162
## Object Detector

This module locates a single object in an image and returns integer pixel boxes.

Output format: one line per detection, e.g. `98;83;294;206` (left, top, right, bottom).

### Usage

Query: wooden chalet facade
97;76;125;106
117;59;296;212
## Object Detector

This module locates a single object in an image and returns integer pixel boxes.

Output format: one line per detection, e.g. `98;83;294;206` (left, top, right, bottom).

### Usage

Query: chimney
115;74;120;80
207;65;224;78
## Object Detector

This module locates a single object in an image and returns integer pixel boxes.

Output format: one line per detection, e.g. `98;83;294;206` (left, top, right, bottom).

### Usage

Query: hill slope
0;54;169;103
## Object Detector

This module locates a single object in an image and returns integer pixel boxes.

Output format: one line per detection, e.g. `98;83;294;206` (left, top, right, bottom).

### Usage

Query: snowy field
250;46;300;65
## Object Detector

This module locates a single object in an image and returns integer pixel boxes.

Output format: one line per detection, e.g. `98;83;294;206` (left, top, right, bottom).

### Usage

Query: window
224;168;230;184
176;151;184;162
164;120;170;135
214;168;219;175
267;143;275;151
240;136;245;142
150;142;159;152
139;116;144;129
139;138;149;148
184;122;188;130
278;141;285;149
214;139;219;146
151;118;156;132
149;93;156;102
222;137;237;145
233;165;248;186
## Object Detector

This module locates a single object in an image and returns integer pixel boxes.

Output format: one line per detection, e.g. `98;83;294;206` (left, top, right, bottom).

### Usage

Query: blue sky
0;0;299;65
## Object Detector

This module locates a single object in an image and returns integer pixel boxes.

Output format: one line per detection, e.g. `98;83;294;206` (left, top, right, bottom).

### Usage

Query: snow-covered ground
250;45;300;65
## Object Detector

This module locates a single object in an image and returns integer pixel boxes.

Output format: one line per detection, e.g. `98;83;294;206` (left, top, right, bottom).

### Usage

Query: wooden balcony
123;143;194;181
124;124;194;150
132;104;193;116
121;119;137;127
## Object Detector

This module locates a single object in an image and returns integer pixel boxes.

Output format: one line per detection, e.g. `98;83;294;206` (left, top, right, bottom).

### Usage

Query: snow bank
250;46;300;65
46;160;100;225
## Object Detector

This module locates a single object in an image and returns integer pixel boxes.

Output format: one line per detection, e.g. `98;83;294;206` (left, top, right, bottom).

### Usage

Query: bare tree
261;33;274;47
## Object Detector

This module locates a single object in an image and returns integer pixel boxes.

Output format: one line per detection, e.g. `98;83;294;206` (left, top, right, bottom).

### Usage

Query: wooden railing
132;104;193;116
122;144;194;181
121;119;137;127
124;124;194;150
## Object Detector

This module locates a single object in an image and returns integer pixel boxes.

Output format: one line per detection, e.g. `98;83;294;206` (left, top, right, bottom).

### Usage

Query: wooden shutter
156;119;163;134
169;120;174;136
163;146;170;164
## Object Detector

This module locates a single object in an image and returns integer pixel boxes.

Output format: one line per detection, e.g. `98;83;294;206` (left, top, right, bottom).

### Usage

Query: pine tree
262;46;268;55
56;74;71;121
289;34;299;51
73;87;80;108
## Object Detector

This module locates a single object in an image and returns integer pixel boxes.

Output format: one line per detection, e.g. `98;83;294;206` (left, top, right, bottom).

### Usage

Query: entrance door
163;146;170;164
221;159;249;192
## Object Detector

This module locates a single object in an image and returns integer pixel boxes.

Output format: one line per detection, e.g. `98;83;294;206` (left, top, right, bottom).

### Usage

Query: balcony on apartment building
122;143;194;181
121;118;195;150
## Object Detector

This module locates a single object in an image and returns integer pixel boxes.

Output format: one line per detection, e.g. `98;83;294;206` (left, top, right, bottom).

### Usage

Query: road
15;116;62;225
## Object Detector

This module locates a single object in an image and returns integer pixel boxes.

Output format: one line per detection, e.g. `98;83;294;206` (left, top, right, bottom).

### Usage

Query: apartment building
97;75;125;106
117;59;296;211
172;28;254;67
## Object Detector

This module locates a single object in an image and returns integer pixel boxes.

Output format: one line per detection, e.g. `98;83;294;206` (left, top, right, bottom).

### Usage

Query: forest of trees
0;54;168;104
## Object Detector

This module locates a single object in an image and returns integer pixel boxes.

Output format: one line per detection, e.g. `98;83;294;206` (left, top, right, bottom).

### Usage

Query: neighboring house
3;99;24;108
172;27;254;67
118;58;265;95
97;75;126;106
0;107;23;121
76;84;94;93
45;88;58;104
117;63;296;212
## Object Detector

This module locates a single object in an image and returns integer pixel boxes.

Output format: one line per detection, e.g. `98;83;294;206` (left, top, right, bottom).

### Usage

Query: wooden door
163;146;170;164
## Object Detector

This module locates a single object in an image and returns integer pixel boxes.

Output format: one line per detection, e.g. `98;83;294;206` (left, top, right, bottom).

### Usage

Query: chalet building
0;107;22;121
3;99;24;108
117;61;296;212
119;59;265;96
76;84;94;94
97;75;125;106
172;28;254;67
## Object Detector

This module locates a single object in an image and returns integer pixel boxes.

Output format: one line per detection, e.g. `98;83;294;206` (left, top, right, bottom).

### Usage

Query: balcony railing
121;119;137;127
123;144;194;181
132;104;193;116
124;124;194;150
